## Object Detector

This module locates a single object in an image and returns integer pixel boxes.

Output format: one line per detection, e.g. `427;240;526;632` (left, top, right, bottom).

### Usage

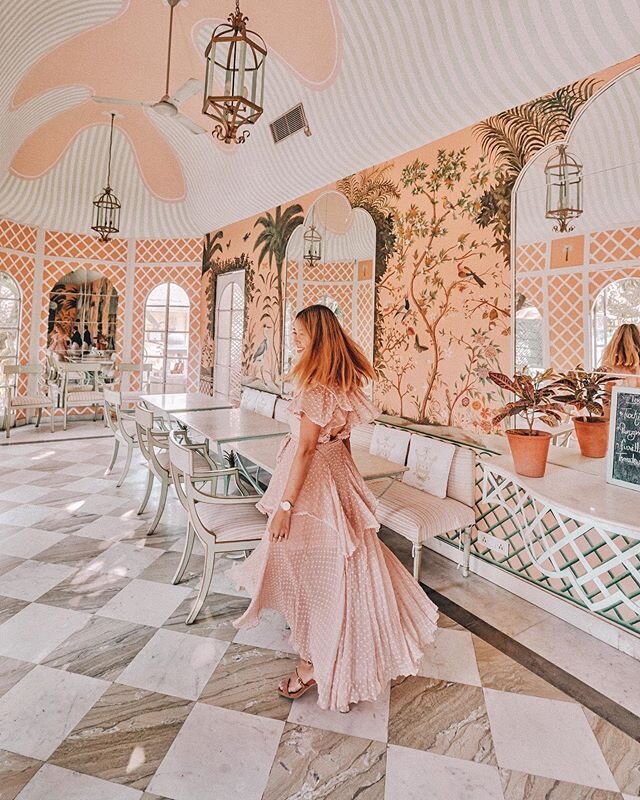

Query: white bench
368;427;475;580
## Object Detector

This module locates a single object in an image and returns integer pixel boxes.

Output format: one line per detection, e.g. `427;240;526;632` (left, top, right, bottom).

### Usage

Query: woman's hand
269;508;292;542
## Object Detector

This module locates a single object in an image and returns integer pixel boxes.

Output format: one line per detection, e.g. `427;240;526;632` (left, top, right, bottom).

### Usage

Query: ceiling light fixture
91;113;121;242
545;143;583;233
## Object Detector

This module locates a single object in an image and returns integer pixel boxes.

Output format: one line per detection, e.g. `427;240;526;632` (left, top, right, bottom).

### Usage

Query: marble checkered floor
0;435;638;800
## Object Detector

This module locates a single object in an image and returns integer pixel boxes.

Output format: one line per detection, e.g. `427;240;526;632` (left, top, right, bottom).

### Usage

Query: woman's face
292;318;310;354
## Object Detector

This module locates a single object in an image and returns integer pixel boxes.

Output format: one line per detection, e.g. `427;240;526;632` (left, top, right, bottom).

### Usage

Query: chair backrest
255;391;277;418
274;398;290;422
3;363;42;377
369;424;411;464
119;362;152;392
103;389;121;434
103;388;122;407
169;431;197;477
240;387;260;412
403;433;456;500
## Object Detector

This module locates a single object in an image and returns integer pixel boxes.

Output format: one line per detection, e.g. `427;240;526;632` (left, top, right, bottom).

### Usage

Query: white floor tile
75;516;144;541
15;765;142;800
0;603;90;663
483;688;618;790
0;528;67;559
385;745;504;800
117;629;229;700
56;495;127;517
85;542;162;579
97;578;193;627
234;610;297;653
0;469;46;485
418;627;482;686
0;485;53;504
517;616;640;717
0;665;108;760
148;703;284;800
289;683;390;742
0;505;58;529
68;477;121;494
59;462;112;478
0;560;75;601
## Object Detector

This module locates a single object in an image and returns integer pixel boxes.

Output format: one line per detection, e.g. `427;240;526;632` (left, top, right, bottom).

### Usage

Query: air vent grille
270;103;311;143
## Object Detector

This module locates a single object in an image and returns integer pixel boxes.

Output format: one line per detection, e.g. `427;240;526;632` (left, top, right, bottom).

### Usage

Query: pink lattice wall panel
302;283;353;333
135;238;202;264
516;242;546;272
40;260;127;359
301;260;354;283
548;273;584;371
44;231;128;262
130;265;202;391
0;219;38;253
356;281;375;358
589;266;640;300
590;227;640;264
517;274;544;311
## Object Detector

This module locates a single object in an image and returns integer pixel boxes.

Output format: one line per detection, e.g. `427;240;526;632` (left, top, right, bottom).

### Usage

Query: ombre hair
289;304;375;391
601;323;640;372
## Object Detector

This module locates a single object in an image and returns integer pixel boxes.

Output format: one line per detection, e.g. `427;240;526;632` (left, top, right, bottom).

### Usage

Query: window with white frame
143;282;190;392
214;271;244;402
0;272;21;422
592;277;640;367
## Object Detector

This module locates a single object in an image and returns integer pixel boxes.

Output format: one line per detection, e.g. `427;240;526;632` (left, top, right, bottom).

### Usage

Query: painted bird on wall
457;265;486;288
252;335;268;364
394;296;411;321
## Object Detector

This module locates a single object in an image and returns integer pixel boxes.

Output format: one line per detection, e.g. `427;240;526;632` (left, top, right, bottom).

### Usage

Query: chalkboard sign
607;386;640;492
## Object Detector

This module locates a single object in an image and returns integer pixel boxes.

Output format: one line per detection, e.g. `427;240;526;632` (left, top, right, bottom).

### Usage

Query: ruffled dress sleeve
288;384;336;427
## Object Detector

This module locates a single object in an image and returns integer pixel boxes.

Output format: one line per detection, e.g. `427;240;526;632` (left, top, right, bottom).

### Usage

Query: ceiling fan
94;0;206;135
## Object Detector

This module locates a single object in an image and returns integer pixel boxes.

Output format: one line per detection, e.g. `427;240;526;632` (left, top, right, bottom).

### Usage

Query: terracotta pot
505;429;552;478
573;417;609;458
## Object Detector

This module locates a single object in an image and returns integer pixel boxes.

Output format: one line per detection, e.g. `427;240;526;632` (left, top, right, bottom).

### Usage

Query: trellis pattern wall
517;225;640;371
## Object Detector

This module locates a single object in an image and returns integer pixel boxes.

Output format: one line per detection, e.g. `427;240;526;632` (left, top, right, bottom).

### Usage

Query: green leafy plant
552;366;617;421
489;368;564;433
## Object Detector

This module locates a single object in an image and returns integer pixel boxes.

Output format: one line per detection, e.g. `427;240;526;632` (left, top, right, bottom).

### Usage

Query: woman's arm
269;413;321;542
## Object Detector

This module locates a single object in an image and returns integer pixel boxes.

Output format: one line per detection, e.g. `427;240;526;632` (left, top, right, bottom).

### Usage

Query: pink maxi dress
230;383;439;712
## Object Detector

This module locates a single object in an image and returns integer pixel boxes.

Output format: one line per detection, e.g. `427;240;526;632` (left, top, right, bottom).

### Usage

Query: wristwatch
279;500;293;512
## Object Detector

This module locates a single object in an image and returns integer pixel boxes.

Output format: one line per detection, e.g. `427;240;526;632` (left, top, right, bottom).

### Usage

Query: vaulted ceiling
1;0;640;238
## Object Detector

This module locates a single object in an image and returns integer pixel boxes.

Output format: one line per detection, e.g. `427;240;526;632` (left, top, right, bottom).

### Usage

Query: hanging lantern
202;0;267;145
303;224;322;266
545;143;582;233
91;113;121;242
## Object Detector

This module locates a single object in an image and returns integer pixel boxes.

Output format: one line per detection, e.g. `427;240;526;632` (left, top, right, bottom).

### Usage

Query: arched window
592;277;640;366
214;271;245;401
0;272;21;420
144;282;190;392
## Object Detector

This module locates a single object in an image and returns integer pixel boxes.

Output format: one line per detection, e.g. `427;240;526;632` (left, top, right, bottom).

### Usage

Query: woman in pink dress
231;305;438;713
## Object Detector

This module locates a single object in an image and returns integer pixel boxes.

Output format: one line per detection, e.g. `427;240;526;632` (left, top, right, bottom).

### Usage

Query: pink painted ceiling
1;0;640;237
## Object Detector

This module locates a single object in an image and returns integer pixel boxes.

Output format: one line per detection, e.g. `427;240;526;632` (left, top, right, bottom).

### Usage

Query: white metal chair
169;431;265;624
2;364;55;438
117;362;152;403
104;389;139;486
58;363;104;430
168;428;232;587
135;404;173;534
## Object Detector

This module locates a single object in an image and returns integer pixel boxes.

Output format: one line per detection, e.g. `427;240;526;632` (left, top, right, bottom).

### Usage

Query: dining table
139;392;233;420
231;436;408;488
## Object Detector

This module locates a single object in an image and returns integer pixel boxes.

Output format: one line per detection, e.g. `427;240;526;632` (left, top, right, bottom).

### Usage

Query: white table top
140;393;233;414
233;437;408;481
173;407;289;444
480;453;640;538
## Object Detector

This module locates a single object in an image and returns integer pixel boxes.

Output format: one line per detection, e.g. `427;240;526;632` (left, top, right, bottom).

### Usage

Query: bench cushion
370;424;411;464
369;479;474;544
10;394;53;408
403;434;456;498
195;502;266;543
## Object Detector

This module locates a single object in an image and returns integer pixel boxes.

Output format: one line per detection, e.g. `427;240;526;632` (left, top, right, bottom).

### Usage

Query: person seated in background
83;325;92;349
49;326;69;360
70;326;82;348
599;323;640;413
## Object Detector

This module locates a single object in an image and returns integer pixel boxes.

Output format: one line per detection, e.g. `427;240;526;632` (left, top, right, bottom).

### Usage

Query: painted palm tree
253;203;304;304
202;229;223;275
473;77;599;264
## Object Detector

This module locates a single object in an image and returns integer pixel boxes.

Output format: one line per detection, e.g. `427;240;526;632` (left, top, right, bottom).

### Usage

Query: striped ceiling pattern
2;0;640;239
516;65;640;244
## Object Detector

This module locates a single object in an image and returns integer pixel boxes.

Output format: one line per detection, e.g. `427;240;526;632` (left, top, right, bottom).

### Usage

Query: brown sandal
277;667;317;700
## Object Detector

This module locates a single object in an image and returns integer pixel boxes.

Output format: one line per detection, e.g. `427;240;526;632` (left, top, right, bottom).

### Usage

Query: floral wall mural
201;60;631;430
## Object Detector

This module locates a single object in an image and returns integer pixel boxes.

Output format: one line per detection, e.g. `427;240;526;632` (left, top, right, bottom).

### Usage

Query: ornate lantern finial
545;143;583;233
202;0;267;145
91;113;121;242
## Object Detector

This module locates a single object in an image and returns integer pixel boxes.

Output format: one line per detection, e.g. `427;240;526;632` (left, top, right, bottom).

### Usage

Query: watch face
281;501;291;511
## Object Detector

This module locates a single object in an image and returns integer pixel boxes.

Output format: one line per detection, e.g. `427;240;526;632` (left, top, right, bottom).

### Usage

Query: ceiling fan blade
175;112;207;135
93;96;148;107
170;78;202;106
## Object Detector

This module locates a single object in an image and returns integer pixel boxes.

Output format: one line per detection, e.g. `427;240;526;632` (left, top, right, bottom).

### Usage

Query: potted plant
489;368;563;477
552;366;617;458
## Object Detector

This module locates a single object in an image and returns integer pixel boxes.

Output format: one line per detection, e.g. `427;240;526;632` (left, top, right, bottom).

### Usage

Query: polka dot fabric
230;383;439;712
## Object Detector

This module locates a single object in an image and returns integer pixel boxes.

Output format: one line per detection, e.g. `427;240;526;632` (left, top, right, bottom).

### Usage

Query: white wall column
28;227;46;395
123;238;136;360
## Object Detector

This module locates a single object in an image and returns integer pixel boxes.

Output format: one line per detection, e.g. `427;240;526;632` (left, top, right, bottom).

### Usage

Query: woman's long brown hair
289;304;376;391
601;323;640;371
